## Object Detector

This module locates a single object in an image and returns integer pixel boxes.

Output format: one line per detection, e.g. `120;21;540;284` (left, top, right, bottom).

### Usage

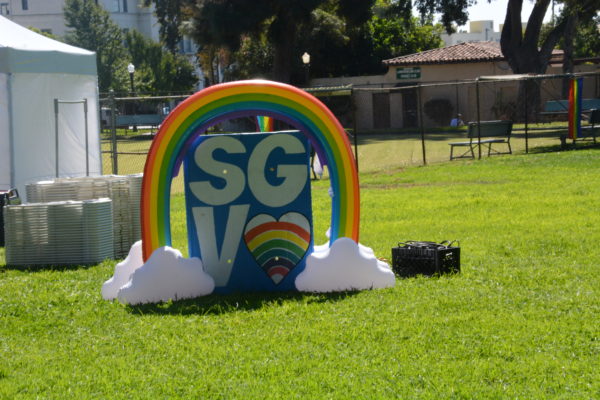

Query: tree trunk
270;11;298;83
500;0;567;121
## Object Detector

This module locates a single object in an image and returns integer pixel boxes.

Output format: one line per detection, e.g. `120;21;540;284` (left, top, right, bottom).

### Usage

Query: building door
372;93;390;129
402;88;418;128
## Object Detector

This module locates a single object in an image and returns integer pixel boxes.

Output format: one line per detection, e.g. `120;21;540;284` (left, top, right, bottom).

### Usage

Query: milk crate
392;241;460;277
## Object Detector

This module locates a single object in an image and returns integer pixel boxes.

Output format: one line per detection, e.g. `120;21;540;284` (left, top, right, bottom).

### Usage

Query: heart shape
244;212;311;284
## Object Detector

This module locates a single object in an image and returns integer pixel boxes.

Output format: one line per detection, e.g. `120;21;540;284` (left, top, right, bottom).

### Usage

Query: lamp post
127;63;135;95
302;52;310;86
127;63;136;131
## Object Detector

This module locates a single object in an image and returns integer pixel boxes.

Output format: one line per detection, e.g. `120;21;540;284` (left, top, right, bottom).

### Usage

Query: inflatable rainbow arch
140;80;360;261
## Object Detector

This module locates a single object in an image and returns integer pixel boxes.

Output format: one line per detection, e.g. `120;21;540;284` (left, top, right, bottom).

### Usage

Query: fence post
417;84;427;165
455;80;460;115
351;88;359;173
109;89;118;175
524;79;529;154
476;78;482;160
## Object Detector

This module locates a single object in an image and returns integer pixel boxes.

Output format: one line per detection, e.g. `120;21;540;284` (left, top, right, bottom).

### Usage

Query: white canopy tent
0;16;101;198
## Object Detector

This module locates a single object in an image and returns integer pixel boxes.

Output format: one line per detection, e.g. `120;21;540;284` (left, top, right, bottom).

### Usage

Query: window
0;3;9;15
21;0;27;10
109;0;120;12
123;0;127;12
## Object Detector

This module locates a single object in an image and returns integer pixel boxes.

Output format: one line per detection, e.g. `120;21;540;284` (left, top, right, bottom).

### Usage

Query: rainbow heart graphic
244;212;311;284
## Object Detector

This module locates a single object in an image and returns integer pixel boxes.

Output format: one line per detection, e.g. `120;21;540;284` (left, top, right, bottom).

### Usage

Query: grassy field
1;146;599;398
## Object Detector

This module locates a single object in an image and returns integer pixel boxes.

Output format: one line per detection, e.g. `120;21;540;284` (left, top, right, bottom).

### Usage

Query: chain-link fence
348;71;600;171
99;91;191;181
100;72;600;183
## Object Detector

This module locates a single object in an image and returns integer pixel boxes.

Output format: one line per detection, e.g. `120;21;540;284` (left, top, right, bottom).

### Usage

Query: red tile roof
383;41;504;66
383;41;565;66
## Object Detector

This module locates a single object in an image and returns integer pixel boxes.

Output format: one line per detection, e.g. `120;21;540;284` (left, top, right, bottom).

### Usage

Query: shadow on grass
0;263;98;273
356;131;466;144
127;290;358;316
527;141;600;154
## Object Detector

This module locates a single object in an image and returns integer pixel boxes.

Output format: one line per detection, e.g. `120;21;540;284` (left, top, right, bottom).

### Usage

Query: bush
423;98;454;126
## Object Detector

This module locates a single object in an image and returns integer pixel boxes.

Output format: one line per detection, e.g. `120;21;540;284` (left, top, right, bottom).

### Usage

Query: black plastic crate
392;241;460;277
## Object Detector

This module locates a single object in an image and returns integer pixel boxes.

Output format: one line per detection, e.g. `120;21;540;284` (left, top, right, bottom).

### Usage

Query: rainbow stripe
141;80;359;261
256;115;274;132
568;78;583;139
243;212;311;284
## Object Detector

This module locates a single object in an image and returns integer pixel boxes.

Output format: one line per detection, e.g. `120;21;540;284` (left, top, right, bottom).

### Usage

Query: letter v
192;205;250;286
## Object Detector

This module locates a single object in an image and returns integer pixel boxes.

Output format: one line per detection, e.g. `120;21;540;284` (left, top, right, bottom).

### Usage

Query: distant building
441;20;530;47
311;41;597;130
1;0;159;40
442;20;500;46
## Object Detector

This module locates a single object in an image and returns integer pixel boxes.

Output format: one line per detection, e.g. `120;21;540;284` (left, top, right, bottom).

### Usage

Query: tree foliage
142;0;194;53
369;15;443;63
570;14;600;59
63;0;128;92
187;0;376;83
185;0;444;82
64;0;197;94
125;30;198;93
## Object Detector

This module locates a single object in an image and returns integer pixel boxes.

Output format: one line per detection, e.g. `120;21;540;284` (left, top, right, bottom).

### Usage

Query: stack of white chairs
10;174;144;263
4;198;114;265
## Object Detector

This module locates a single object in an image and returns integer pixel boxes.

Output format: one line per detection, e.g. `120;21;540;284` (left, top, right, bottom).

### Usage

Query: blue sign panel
183;131;313;293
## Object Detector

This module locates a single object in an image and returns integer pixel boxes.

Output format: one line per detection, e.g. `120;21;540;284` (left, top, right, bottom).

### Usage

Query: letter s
189;136;246;206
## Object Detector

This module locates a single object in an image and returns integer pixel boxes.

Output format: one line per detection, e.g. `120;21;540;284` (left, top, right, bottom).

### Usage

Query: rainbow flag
568;78;583;139
255;115;274;132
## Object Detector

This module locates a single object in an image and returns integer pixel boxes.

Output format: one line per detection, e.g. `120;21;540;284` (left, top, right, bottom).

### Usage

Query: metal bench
115;114;163;129
449;120;513;160
540;99;600;119
560;108;600;146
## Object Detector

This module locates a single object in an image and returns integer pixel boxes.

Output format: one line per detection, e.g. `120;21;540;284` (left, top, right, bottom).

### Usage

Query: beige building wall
312;62;599;131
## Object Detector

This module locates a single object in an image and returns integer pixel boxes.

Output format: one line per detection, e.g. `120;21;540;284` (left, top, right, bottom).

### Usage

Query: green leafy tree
28;27;61;40
125;30;198;94
541;11;600;96
571;14;600;59
187;0;376;83
369;15;443;62
226;36;274;81
63;0;129;92
142;0;194;53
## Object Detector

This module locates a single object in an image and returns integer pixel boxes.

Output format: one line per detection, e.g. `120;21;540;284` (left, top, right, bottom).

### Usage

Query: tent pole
83;99;89;176
7;74;16;189
109;90;118;175
54;99;59;178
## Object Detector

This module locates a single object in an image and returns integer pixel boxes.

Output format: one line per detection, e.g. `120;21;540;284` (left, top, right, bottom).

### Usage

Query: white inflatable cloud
116;246;215;305
295;237;395;292
101;240;144;300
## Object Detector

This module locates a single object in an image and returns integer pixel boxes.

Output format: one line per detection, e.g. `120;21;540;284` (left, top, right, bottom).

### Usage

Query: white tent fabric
0;16;100;196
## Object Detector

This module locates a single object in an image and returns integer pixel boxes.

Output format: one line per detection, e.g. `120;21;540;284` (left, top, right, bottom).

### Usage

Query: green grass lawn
1;148;599;398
